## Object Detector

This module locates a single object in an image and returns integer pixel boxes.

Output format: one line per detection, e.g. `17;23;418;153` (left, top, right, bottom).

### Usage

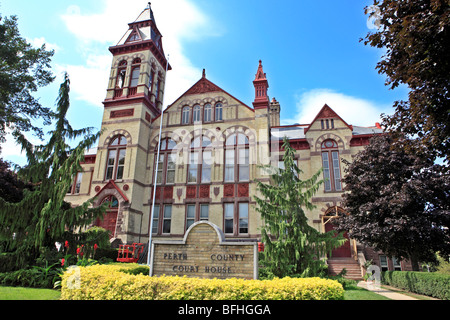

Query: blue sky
1;0;409;166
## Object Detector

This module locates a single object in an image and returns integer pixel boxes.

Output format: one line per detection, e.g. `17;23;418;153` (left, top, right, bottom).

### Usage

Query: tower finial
202;68;206;78
147;2;151;9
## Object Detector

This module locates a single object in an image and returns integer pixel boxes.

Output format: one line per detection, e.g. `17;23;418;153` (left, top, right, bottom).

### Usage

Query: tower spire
252;60;269;109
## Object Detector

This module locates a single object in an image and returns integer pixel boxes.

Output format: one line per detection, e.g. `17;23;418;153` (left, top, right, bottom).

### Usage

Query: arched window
224;133;249;182
188;136;212;183
148;67;155;95
204;104;212;122
105;135;127;180
156;78;161;101
193;105;201;123
129;58;141;87
182;106;190;124
215;103;223;121
321;139;342;191
155;138;176;185
116;60;127;88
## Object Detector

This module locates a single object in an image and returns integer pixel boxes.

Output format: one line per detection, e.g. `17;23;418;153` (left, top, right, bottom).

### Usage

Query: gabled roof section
94;180;129;203
152;70;254;122
304;104;352;134
184;70;223;95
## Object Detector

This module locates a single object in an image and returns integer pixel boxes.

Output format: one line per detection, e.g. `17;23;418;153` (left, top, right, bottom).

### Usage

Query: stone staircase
327;257;363;280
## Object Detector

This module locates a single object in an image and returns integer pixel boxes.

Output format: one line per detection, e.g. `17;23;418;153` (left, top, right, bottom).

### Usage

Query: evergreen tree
0;73;106;269
255;138;346;278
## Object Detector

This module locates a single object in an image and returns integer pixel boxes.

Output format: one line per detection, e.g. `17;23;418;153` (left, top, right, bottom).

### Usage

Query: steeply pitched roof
152;70;254;122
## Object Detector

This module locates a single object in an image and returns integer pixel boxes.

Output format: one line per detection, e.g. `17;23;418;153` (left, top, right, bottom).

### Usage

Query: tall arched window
204;104;212;122
193;105;201;123
116;60;127;88
321;139;342;192
188;136;211;183
148;67;155;95
129;58;141;87
215;103;223;121
224;133;249;182
105;135;127;180
182;106;190;124
155;138;176;185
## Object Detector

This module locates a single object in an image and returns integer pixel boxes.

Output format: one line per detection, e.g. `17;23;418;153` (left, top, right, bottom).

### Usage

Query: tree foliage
0;73;106;269
255;138;346;278
363;0;450;163
336;133;450;271
0;158;31;203
0;13;55;148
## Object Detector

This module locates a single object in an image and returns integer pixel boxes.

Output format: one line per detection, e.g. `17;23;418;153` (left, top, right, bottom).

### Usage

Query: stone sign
149;221;258;279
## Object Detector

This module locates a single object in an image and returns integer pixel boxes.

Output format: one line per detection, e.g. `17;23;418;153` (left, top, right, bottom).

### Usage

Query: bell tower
92;3;171;244
103;2;171;115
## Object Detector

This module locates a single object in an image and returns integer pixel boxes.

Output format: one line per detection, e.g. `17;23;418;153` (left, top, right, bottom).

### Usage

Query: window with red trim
105;135;127;181
321;139;342;192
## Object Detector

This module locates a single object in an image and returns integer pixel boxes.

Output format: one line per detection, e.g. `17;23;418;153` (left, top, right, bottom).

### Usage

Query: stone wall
150;221;258;279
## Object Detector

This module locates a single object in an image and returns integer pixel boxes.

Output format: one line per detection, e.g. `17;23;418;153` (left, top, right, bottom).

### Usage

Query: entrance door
325;220;351;258
95;195;119;239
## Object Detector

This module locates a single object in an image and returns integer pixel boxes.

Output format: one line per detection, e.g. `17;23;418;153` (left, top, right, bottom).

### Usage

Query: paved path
357;281;418;300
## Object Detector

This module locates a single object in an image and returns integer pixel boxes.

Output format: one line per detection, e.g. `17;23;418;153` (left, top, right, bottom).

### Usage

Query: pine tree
255;138;346;278
0;73;106;268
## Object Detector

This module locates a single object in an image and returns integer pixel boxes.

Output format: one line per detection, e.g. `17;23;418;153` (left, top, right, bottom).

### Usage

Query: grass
1;284;387;300
343;284;391;300
0;286;61;300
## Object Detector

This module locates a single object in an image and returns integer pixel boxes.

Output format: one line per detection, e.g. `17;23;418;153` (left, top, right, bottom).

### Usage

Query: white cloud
286;88;389;127
27;37;61;53
59;0;221;107
1;128;42;167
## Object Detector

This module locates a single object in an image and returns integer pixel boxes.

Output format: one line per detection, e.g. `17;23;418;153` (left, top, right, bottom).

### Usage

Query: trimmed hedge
382;271;450;300
60;264;344;300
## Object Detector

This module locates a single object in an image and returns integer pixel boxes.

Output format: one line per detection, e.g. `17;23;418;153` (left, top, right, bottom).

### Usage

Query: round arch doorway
95;195;119;239
323;206;351;258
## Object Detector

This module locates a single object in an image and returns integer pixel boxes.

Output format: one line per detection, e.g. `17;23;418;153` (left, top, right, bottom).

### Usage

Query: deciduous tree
363;0;450;163
0;13;54;149
336;133;450;271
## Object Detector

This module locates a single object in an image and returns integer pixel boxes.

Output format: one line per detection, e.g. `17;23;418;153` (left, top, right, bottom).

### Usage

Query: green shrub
61;264;344;300
382;271;450;300
119;265;150;276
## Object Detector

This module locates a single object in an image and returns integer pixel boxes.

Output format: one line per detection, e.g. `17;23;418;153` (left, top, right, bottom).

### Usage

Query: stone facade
64;5;412;274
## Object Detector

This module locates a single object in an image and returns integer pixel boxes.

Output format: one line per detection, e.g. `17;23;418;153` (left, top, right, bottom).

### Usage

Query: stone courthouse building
65;5;412;276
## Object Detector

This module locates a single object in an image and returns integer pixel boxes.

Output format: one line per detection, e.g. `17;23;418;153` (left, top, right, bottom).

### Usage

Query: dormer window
129;33;139;42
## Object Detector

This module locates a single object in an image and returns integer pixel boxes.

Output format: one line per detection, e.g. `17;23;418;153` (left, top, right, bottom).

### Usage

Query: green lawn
344;285;391;300
0;286;61;300
0;284;387;300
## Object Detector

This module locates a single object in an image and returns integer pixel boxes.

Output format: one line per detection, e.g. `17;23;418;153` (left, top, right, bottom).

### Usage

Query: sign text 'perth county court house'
149;221;258;279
